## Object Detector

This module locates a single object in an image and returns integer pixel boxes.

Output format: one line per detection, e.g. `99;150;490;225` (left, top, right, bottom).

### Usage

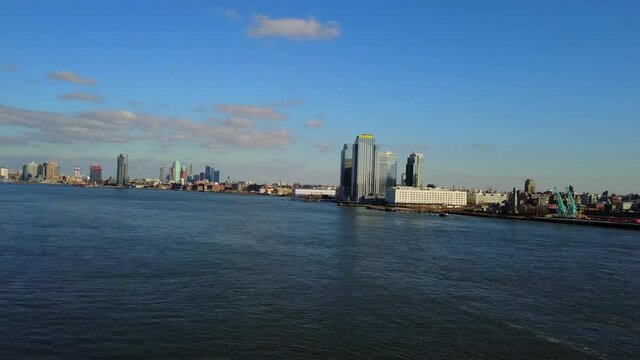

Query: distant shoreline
337;202;640;231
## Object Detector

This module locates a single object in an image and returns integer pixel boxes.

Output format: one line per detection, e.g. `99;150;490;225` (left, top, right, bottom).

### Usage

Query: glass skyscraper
116;154;129;187
172;160;181;182
339;144;353;201
405;152;424;188
377;150;397;198
90;164;102;182
352;134;377;202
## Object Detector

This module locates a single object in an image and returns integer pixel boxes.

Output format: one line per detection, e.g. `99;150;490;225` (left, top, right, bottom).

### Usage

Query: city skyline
1;1;639;193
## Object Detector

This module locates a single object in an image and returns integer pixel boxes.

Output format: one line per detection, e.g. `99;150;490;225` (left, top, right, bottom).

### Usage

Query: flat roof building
386;186;467;206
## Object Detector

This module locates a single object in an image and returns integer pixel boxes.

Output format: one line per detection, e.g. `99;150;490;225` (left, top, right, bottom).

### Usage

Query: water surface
1;184;638;359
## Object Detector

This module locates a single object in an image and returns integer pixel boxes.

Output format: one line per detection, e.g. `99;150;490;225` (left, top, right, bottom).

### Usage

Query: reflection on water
1;183;638;359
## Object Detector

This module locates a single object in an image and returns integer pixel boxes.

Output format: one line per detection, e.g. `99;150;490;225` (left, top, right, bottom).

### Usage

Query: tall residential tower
339;144;353;201
405;153;424;188
377;151;397;197
116;154;129;187
351;134;377;202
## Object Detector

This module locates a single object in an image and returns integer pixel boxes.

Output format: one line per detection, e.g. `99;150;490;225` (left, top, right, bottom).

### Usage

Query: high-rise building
37;163;45;179
90;164;102;182
44;161;60;181
339;144;353;201
159;166;165;182
352;134;377;202
205;165;212;181
172;160;181;182
180;167;187;181
189;164;193;177
213;170;220;183
73;165;80;177
525;179;536;194
405;153;424;188
22;161;38;180
116;154;129;187
377;150;397;198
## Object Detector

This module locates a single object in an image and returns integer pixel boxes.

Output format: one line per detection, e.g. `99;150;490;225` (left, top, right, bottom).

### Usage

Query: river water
0;183;638;359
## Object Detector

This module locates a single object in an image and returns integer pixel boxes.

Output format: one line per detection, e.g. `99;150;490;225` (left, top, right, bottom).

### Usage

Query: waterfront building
0;167;8;180
37;163;45;179
90;164;103;182
44;161;60;181
377;150;397;198
339;143;353;201
467;191;508;206
580;193;599;205
508;188;519;214
22;161;39;180
352;134;378;202
116;154;129;187
293;188;337;198
386;186;467;206
172;160;181;182
525;179;536;194
405;153;424;188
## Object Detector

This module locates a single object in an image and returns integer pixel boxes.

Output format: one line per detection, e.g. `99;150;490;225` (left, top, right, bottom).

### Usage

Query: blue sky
1;0;638;193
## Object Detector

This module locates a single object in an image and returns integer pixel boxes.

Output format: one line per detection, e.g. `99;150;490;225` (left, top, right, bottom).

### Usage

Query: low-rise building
386;186;467;206
293;188;337;198
0;167;8;180
467;191;507;206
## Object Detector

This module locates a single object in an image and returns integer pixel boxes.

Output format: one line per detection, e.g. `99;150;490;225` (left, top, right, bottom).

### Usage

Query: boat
439;213;449;217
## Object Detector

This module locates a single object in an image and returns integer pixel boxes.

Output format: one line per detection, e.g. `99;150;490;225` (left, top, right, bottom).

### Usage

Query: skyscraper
159;166;165;182
339;144;353;201
73;165;80;177
525;179;536;194
22;161;38;180
189;163;193;177
377;150;397;198
352;134;377;202
44;161;60;181
213;169;220;183
90;164;102;182
405;153;424;188
205;165;212;181
172;160;181;182
116;154;129;187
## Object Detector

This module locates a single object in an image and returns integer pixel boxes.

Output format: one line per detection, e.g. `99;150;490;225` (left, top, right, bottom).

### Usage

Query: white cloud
304;120;324;128
48;70;96;85
248;14;340;40
312;142;333;152
215;103;287;121
58;93;104;102
170;119;292;148
0;104;292;149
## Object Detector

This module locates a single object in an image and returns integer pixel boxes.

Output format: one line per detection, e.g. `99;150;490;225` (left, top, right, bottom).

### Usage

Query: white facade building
0;167;8;180
466;191;507;206
386;186;467;206
293;188;337;197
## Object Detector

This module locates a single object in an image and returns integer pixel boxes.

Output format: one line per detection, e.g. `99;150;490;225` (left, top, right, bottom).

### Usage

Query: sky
0;0;639;193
